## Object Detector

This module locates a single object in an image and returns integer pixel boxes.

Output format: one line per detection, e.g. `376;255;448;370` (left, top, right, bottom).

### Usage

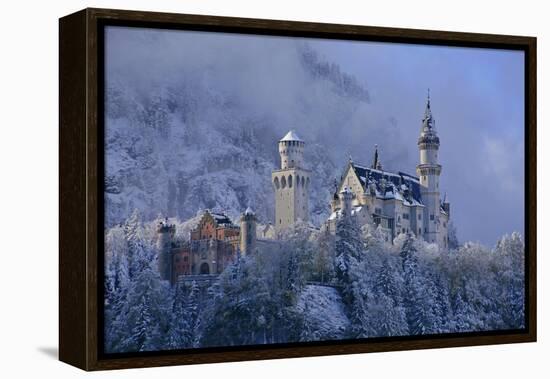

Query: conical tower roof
280;130;303;142
418;90;440;146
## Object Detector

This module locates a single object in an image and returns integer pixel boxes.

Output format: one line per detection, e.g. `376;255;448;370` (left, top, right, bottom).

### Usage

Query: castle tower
416;92;442;243
272;131;310;233
339;186;353;218
240;207;257;255
157;219;175;282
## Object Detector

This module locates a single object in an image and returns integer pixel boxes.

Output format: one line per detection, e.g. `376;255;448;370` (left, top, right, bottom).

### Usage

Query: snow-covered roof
244;207;255;216
210;212;233;225
350;163;423;205
280;130;303;142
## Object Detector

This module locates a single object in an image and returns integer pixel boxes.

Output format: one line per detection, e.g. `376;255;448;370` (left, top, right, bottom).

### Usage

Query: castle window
419;228;422;235
288;175;293;188
430;214;435;221
403;213;409;220
274;177;280;190
443;222;447;228
302;176;306;187
281;176;287;188
418;214;422;220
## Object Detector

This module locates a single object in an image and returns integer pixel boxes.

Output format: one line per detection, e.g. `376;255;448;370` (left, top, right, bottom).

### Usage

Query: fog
105;26;524;246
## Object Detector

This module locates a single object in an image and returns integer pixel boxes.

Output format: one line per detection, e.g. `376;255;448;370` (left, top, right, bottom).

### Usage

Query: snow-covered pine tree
104;225;131;352
124;209;149;280
333;215;374;338
450;290;483;332
167;282;191;349
117;256;172;352
108;212;173;353
334;216;363;290
370;254;408;336
493;232;525;329
186;280;202;347
400;233;438;335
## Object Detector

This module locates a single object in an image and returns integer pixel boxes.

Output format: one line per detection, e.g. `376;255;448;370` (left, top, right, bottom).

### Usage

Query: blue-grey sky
106;27;525;245
311;39;525;245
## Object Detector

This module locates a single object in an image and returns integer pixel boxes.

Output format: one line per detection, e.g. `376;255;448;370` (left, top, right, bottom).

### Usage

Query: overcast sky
310;39;525;246
106;27;525;246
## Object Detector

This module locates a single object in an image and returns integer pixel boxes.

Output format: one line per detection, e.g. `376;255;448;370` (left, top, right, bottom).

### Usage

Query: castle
327;94;450;247
158;94;450;284
157;208;269;284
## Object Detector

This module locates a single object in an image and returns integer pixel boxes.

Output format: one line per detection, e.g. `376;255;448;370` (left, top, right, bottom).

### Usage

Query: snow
279;130;303;142
296;285;350;340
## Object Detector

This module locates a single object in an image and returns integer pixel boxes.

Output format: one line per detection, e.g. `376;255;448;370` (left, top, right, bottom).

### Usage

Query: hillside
103;38;395;228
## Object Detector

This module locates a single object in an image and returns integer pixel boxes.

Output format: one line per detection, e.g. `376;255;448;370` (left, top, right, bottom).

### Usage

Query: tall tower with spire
416;91;442;244
272;130;310;233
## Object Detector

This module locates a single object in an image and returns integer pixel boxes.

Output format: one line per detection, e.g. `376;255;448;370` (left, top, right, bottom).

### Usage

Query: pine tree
334;216;372;338
493;233;525;329
186;280;201;347
334;216;363;288
104;226;131;352
370;255;408;336
400;233;437;335
168;283;191;349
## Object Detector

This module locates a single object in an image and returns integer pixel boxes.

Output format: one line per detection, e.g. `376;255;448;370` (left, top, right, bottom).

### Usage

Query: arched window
281;176;287;188
288;175;293;188
200;262;210;275
296;175;300;186
274;177;280;190
306;177;310;188
301;176;305;187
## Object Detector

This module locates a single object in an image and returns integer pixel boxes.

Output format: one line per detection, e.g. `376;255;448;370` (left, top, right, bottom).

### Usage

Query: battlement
157;222;176;234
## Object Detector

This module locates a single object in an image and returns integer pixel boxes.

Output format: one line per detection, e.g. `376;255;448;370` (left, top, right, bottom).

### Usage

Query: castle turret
157;219;175;282
278;130;305;169
416;91;442;244
272;130;310;233
240;207;257;255
339;186;354;218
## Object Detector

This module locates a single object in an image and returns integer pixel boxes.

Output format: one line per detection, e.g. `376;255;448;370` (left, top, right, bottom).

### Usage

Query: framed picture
59;8;536;371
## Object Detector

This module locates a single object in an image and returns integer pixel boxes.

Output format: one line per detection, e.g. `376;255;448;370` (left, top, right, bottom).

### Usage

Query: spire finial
372;144;382;170
421;89;435;133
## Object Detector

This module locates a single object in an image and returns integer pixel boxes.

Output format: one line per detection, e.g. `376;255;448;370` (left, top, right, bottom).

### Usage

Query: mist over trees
104;212;525;353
